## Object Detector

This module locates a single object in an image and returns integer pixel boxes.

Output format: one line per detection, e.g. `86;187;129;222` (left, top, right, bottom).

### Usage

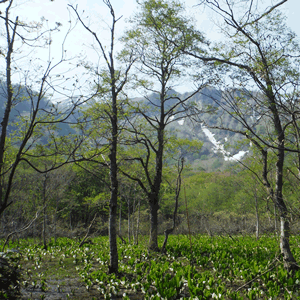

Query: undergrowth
2;235;300;299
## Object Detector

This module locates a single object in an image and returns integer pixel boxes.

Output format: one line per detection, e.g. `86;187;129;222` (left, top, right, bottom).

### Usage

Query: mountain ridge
0;84;252;171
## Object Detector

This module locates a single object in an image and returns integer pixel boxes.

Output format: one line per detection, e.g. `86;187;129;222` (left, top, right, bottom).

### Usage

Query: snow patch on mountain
168;116;184;125
201;124;248;161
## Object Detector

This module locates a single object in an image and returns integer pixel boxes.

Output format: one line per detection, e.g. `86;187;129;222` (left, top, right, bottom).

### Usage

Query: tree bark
127;197;131;243
149;200;159;251
42;173;48;251
135;198;141;245
54;197;58;243
272;95;298;270
161;158;183;253
108;101;118;273
132;196;136;245
119;200;122;235
254;188;260;240
0;5;18;216
274;204;278;235
280;216;297;271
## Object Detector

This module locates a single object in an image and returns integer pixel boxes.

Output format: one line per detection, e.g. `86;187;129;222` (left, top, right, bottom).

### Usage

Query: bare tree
69;0;135;274
187;0;300;270
0;0;88;218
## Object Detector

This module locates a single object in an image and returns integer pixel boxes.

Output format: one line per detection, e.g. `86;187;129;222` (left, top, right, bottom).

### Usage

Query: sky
17;0;299;45
3;0;300;99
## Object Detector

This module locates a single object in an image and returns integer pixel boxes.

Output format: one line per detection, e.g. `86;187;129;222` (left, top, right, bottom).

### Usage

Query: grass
2;234;300;299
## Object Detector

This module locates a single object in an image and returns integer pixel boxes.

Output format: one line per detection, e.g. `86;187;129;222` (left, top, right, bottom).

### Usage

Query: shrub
0;249;21;299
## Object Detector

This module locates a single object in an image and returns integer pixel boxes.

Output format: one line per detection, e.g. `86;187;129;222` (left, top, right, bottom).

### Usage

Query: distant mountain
0;83;256;171
129;86;257;170
0;83;75;137
165;87;256;171
0;83;48;120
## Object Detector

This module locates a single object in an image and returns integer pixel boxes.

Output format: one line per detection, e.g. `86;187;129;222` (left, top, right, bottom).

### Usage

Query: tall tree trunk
274;203;278;235
135;198;141;245
108;85;118;274
132;196;136;245
0;9;18;217
70;209;72;231
69;0;135;275
276;146;297;270
256;133;297;270
271;92;298;270
148;117;164;251
127;197;131;243
254;188;260;240
119;200;122;235
280;215;296;270
161;158;184;253
54;197;58;244
109;164;118;273
43;206;47;250
108;142;118;273
149;200;159;251
42;173;48;251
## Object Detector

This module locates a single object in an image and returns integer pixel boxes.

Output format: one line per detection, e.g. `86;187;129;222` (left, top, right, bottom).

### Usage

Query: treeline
3;155;300;243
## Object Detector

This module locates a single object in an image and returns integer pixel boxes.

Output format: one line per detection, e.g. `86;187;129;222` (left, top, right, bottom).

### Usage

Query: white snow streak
201;124;248;161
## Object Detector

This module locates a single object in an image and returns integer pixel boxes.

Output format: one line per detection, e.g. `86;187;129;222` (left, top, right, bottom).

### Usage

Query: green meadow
3;234;300;299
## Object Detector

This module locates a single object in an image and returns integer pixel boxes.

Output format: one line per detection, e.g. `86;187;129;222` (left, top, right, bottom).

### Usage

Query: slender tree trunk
69;1;127;274
132;196;136;245
79;213;97;247
0;10;18;217
127;198;131;243
271;98;298;270
43;206;47;250
274;204;278;234
135;198;141;245
1;211;5;236
256;135;297;269
108;84;119;274
161;158;184;253
33;218;35;238
109;166;118;274
70;210;72;231
42;173;48;251
276;146;297;270
148;118;164;251
119;200;122;235
54;197;58;243
254;189;260;240
109;157;118;273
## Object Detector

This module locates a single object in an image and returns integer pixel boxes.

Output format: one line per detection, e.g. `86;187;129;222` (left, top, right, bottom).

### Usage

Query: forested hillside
0;84;253;171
